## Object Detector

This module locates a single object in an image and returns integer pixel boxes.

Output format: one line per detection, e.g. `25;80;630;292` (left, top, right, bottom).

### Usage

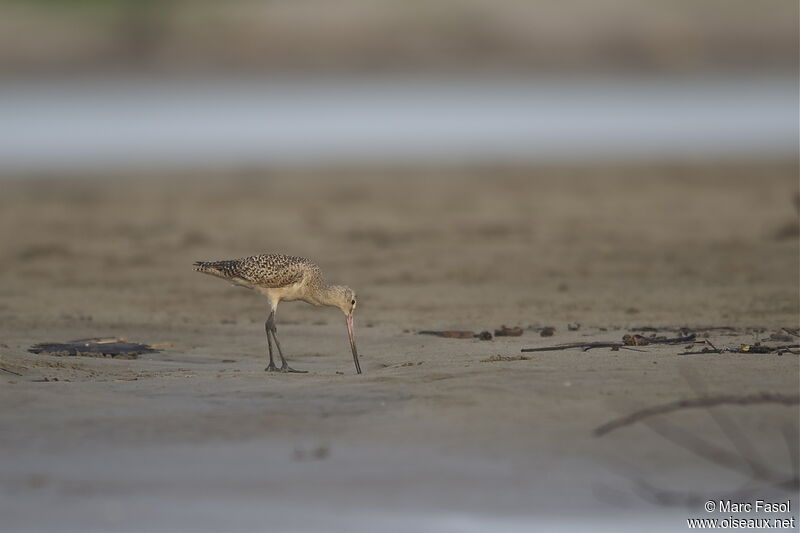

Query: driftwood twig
523;333;696;353
679;343;800;355
522;341;624;352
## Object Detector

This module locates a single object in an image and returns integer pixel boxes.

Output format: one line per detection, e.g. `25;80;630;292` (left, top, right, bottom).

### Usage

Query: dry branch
522;341;625;352
594;393;800;437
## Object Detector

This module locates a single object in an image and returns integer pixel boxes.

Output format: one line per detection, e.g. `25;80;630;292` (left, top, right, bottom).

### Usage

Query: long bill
346;313;362;374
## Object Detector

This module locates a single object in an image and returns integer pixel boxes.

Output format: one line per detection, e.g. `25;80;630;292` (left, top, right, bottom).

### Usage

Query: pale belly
257;283;308;306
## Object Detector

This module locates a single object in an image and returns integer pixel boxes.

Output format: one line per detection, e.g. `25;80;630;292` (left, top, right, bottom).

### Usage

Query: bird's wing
195;254;320;289
237;254;318;288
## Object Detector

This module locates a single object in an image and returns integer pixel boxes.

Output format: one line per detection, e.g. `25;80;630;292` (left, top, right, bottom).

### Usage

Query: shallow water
0;75;795;173
0;437;704;533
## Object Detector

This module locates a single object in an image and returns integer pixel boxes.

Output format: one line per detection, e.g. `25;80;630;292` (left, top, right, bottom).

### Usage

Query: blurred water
0;437;701;533
0;75;795;173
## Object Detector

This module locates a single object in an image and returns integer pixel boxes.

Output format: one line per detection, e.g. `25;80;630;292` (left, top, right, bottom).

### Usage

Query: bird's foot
280;363;307;373
265;362;279;372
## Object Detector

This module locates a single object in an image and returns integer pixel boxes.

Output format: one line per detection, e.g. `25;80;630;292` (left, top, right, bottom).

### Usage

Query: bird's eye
351;299;356;305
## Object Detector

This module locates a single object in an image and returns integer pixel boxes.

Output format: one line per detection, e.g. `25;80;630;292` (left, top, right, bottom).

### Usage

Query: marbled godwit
193;254;361;374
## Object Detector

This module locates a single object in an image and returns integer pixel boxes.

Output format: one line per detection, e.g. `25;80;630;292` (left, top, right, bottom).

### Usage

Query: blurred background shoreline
1;0;796;75
2;0;795;176
1;73;796;176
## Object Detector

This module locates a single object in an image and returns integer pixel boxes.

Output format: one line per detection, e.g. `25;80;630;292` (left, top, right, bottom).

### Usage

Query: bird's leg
268;312;307;373
265;312;278;372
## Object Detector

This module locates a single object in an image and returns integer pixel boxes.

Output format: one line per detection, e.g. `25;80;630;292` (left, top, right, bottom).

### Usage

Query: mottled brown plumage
194;253;361;374
194;254;320;290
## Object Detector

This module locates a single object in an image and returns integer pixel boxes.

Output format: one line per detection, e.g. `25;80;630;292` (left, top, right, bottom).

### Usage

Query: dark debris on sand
29;338;159;359
521;328;799;356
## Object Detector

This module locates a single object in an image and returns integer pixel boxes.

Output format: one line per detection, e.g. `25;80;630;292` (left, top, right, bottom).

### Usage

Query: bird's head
329;285;361;374
330;285;357;317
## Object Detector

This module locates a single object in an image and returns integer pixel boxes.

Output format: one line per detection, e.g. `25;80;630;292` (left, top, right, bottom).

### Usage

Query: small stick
679;339;731;355
648;334;697;345
0;366;22;376
704;339;719;352
775;344;800;351
522;341;624;353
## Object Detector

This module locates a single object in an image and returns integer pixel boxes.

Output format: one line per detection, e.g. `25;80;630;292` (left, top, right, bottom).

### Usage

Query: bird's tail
194;259;254;289
193;260;227;278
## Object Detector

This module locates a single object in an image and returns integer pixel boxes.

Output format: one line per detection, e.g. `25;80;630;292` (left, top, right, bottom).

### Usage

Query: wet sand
1;164;798;531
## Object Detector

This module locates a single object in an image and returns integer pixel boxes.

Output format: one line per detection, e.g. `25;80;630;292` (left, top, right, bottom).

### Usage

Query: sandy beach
1;163;798;531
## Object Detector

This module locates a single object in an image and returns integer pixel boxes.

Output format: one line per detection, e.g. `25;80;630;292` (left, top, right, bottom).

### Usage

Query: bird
193;253;361;374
